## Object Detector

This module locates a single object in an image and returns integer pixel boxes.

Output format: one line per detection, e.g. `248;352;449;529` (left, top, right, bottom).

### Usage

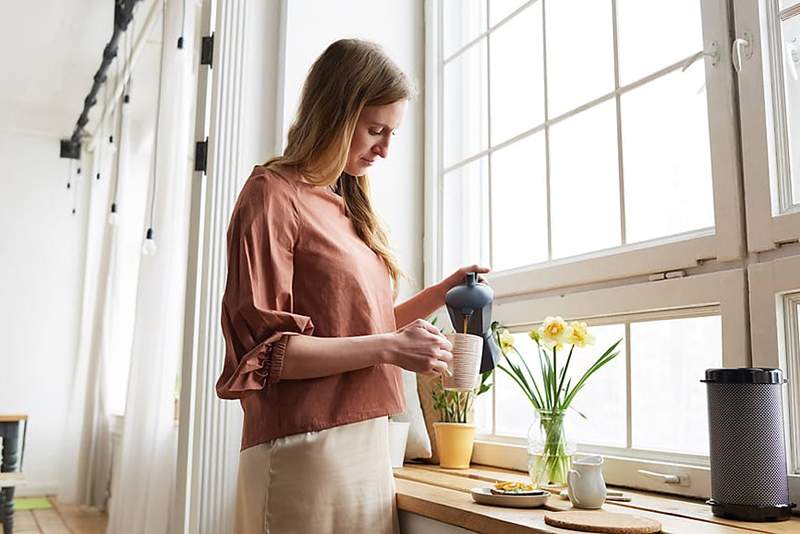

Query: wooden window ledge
394;464;800;533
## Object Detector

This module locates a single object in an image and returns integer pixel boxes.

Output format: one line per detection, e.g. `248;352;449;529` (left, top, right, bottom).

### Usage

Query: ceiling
0;0;159;137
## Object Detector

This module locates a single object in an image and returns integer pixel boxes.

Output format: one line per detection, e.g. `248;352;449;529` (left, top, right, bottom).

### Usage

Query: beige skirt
233;416;399;534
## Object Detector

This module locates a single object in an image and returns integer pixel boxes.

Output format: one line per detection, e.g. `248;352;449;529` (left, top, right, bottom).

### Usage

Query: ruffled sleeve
216;174;314;399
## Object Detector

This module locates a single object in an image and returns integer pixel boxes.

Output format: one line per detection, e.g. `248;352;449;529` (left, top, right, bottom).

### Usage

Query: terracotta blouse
216;165;405;450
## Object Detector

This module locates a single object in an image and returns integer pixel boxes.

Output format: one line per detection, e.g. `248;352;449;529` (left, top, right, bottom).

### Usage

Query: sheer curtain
60;0;198;529
107;0;198;531
59;104;121;509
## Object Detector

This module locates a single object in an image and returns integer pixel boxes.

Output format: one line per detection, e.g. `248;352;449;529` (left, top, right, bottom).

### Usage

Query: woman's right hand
386;319;453;375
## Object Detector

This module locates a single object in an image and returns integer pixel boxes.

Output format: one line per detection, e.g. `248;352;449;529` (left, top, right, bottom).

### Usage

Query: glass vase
527;409;576;488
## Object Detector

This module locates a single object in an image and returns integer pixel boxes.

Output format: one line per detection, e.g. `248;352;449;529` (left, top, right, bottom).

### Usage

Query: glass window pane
791;299;800;474
495;325;625;446
779;12;800;206
616;0;704;86
444;40;489;168
495;332;538;437
489;0;529;27
490;2;544;144
490;134;548;271
631;315;722;455
443;0;487;59
568;324;627;448
545;0;614;117
474;379;493;434
621;66;715;243
442;158;490;276
549;100;621;259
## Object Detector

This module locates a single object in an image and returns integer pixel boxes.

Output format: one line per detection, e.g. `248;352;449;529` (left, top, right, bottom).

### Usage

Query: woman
217;39;490;533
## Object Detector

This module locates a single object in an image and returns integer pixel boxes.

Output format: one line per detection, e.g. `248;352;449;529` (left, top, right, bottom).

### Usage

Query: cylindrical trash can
703;368;794;521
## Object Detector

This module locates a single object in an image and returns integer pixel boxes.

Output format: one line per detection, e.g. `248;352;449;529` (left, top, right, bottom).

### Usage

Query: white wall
0;129;88;495
280;0;426;298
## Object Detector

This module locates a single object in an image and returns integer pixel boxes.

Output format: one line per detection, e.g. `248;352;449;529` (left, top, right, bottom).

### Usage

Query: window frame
736;0;800;253
748;254;800;505
425;0;745;296
467;269;748;499
424;0;800;500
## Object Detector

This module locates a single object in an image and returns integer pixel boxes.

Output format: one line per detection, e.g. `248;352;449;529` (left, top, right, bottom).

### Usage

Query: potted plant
492;318;621;488
431;369;493;469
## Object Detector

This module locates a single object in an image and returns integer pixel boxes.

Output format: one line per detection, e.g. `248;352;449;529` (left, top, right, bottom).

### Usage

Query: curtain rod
59;0;143;160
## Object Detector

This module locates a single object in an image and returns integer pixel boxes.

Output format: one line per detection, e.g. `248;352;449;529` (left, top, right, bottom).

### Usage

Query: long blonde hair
265;39;414;298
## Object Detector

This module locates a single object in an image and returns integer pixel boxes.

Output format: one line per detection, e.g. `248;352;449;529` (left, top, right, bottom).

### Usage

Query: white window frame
748;255;800;505
424;0;800;500
736;0;800;253
470;269;748;499
423;0;745;295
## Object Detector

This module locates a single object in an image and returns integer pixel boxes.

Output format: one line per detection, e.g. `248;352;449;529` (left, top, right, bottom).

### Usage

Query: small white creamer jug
567;455;607;509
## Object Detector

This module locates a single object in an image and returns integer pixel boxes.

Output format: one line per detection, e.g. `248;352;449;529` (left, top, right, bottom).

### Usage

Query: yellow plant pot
434;422;476;469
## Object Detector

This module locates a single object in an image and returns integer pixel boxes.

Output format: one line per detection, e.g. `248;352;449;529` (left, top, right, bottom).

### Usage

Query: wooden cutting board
544;510;661;533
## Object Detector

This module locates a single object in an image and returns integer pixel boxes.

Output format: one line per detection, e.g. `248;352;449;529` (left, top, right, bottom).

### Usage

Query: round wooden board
544;511;661;533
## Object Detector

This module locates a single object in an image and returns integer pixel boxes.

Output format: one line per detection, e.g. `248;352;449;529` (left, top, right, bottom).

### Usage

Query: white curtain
107;0;197;532
61;1;198;531
60;76;136;510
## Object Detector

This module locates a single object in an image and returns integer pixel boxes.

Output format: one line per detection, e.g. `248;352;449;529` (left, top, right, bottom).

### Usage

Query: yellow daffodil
498;328;515;353
538;316;572;349
566;321;595;348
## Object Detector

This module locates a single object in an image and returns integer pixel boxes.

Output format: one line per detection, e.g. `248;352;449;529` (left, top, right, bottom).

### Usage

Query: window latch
638;469;689;486
732;34;752;73
681;42;719;71
648;270;686;282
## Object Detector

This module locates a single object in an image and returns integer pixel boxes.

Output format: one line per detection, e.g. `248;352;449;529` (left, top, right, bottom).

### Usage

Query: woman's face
345;100;407;176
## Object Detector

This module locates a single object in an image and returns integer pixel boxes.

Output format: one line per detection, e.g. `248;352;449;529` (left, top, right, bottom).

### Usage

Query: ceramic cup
443;333;483;391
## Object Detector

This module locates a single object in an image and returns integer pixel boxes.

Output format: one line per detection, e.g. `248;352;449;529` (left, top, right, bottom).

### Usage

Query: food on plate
490;481;542;495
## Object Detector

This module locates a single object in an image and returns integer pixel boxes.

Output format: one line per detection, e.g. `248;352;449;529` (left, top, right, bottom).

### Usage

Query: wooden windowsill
394;463;799;533
0;414;28;422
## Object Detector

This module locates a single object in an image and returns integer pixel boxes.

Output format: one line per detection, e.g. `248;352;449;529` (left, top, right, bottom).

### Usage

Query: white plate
470;487;549;508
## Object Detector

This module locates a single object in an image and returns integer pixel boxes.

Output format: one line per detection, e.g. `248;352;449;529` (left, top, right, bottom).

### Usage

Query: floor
11;497;108;534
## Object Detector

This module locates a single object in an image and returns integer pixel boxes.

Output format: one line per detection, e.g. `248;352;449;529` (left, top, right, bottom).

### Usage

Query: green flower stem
493;322;623;486
556;345;574;409
511;345;545;408
531;411;571;486
552;347;557;410
561;339;622;410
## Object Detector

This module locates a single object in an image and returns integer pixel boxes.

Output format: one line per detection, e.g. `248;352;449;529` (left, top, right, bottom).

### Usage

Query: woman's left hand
436;264;491;301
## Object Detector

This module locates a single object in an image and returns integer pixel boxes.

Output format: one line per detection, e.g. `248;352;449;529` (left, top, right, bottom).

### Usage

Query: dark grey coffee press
444;272;501;373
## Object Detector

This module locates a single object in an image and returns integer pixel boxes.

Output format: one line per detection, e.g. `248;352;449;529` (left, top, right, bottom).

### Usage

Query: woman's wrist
372;333;398;365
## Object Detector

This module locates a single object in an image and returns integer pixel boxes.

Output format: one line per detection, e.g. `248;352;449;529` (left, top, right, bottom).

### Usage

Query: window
782;294;800;473
465;269;746;497
431;0;742;294
738;0;800;251
749;255;800;502
776;2;800;208
426;0;800;500
481;316;721;456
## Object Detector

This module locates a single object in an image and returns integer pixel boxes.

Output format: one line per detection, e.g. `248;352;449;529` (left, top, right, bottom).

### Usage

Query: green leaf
555;344;574;406
508;346;545;407
562;339;622;409
504;349;545;408
497;363;540;410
